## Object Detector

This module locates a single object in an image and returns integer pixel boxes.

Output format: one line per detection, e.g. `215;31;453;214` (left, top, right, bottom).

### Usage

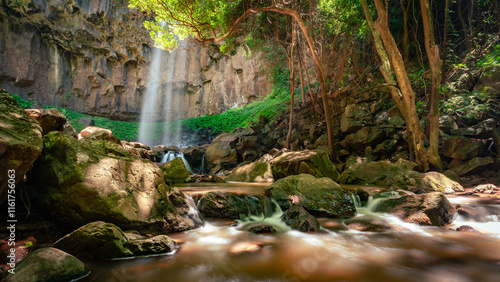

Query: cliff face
0;0;270;120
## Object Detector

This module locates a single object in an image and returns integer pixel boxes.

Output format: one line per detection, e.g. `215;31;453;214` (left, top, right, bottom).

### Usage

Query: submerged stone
196;191;269;219
280;205;320;232
54;221;177;260
265;174;356;218
374;192;457;226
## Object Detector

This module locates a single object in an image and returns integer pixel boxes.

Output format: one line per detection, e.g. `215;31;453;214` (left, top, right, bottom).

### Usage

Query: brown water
82;183;500;282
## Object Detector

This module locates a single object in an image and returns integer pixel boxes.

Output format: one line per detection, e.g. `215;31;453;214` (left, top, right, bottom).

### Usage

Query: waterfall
161;151;193;173
185;194;204;227
138;47;163;146
138;46;188;148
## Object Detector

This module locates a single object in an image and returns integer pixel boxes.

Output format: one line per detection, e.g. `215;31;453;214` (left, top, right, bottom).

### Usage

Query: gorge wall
0;0;270;121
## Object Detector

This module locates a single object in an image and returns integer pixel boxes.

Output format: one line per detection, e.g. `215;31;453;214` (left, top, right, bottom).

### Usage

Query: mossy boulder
196;192;269;219
265;174;356;218
205;133;240;172
280;205;320;232
2;247;89;282
28;132;199;233
53;221;176;259
227;161;274;182
270;150;339;181
160;157;191;184
0;89;43;205
449;157;495;176
416;172;464;194
440;136;485;160
375;192;457;226
338;160;421;189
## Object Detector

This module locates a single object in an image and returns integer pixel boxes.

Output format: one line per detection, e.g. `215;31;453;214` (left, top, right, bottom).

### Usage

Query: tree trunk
420;0;444;171
286;24;296;149
400;0;410;64
297;44;306;104
362;0;432;171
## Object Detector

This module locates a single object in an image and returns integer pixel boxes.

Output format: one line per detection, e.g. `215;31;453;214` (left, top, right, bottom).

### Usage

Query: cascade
138;46;189;148
236;197;291;233
161;151;193;173
185;194;204;227
138;47;163;146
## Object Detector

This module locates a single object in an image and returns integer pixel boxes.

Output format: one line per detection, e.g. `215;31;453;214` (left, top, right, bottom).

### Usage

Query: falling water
138;47;188;147
138;47;163;146
161;151;192;173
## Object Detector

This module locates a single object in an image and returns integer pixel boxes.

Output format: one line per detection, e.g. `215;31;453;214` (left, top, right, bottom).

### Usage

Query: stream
82;183;500;282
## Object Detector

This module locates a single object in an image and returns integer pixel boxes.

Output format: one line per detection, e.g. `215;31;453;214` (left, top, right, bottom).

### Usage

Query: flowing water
82;184;500;282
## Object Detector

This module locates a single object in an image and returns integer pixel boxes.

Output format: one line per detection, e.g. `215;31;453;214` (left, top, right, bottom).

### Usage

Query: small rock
281;205;320;232
456;225;481;234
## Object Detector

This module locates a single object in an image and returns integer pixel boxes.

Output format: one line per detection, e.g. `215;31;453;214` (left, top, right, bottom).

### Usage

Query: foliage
440;90;495;120
128;0;243;49
478;44;500;69
182;67;293;133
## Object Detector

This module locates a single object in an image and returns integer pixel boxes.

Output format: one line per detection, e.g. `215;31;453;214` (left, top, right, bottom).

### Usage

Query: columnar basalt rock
0;0;270;121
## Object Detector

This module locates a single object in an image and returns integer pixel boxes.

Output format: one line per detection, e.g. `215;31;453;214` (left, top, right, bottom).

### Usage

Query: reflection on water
82;184;500;282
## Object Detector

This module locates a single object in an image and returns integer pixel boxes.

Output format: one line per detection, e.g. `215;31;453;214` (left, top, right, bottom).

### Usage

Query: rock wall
0;0;270;121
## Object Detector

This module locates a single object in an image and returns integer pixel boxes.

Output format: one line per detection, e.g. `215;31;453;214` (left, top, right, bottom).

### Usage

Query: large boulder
344;127;386;152
280;205;320;232
450;118;496;139
340;104;373;133
53;221;176;260
265;174;356;218
196;192;269;219
2;248;89;282
160;157;191;184
205;133;239;172
25;108;67;135
28;132;199;233
0;89;43;205
338;160;421;188
80;127;121;145
449;157;495;176
417;172;465;194
270;150;339;181
227;161;274;182
375;192;457;226
440;137;485;160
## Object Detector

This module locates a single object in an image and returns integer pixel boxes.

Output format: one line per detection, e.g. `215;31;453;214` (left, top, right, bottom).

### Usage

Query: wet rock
338;160;420;189
280;205;320;232
345;216;408;232
160;157;191;184
473;183;499;193
152;145;168;161
229;242;264;255
25;108;67;135
28;132;199;233
270;150;339;181
456;205;493;222
0;89;43;205
248;225;277;233
196;192;268;219
374;192;457;226
344;127;386;152
53;221;176;259
417;172;464;194
181;146;206;173
205;133;239;172
440;137;485;160
227;161;274;183
456;225;481;234
2;247;89;282
449;157;495;176
265;174;356;218
340;104;373;133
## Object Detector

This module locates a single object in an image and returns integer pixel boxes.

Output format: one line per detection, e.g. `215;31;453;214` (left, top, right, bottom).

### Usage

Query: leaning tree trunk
286;24;297;149
362;0;433;171
420;0;444;171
